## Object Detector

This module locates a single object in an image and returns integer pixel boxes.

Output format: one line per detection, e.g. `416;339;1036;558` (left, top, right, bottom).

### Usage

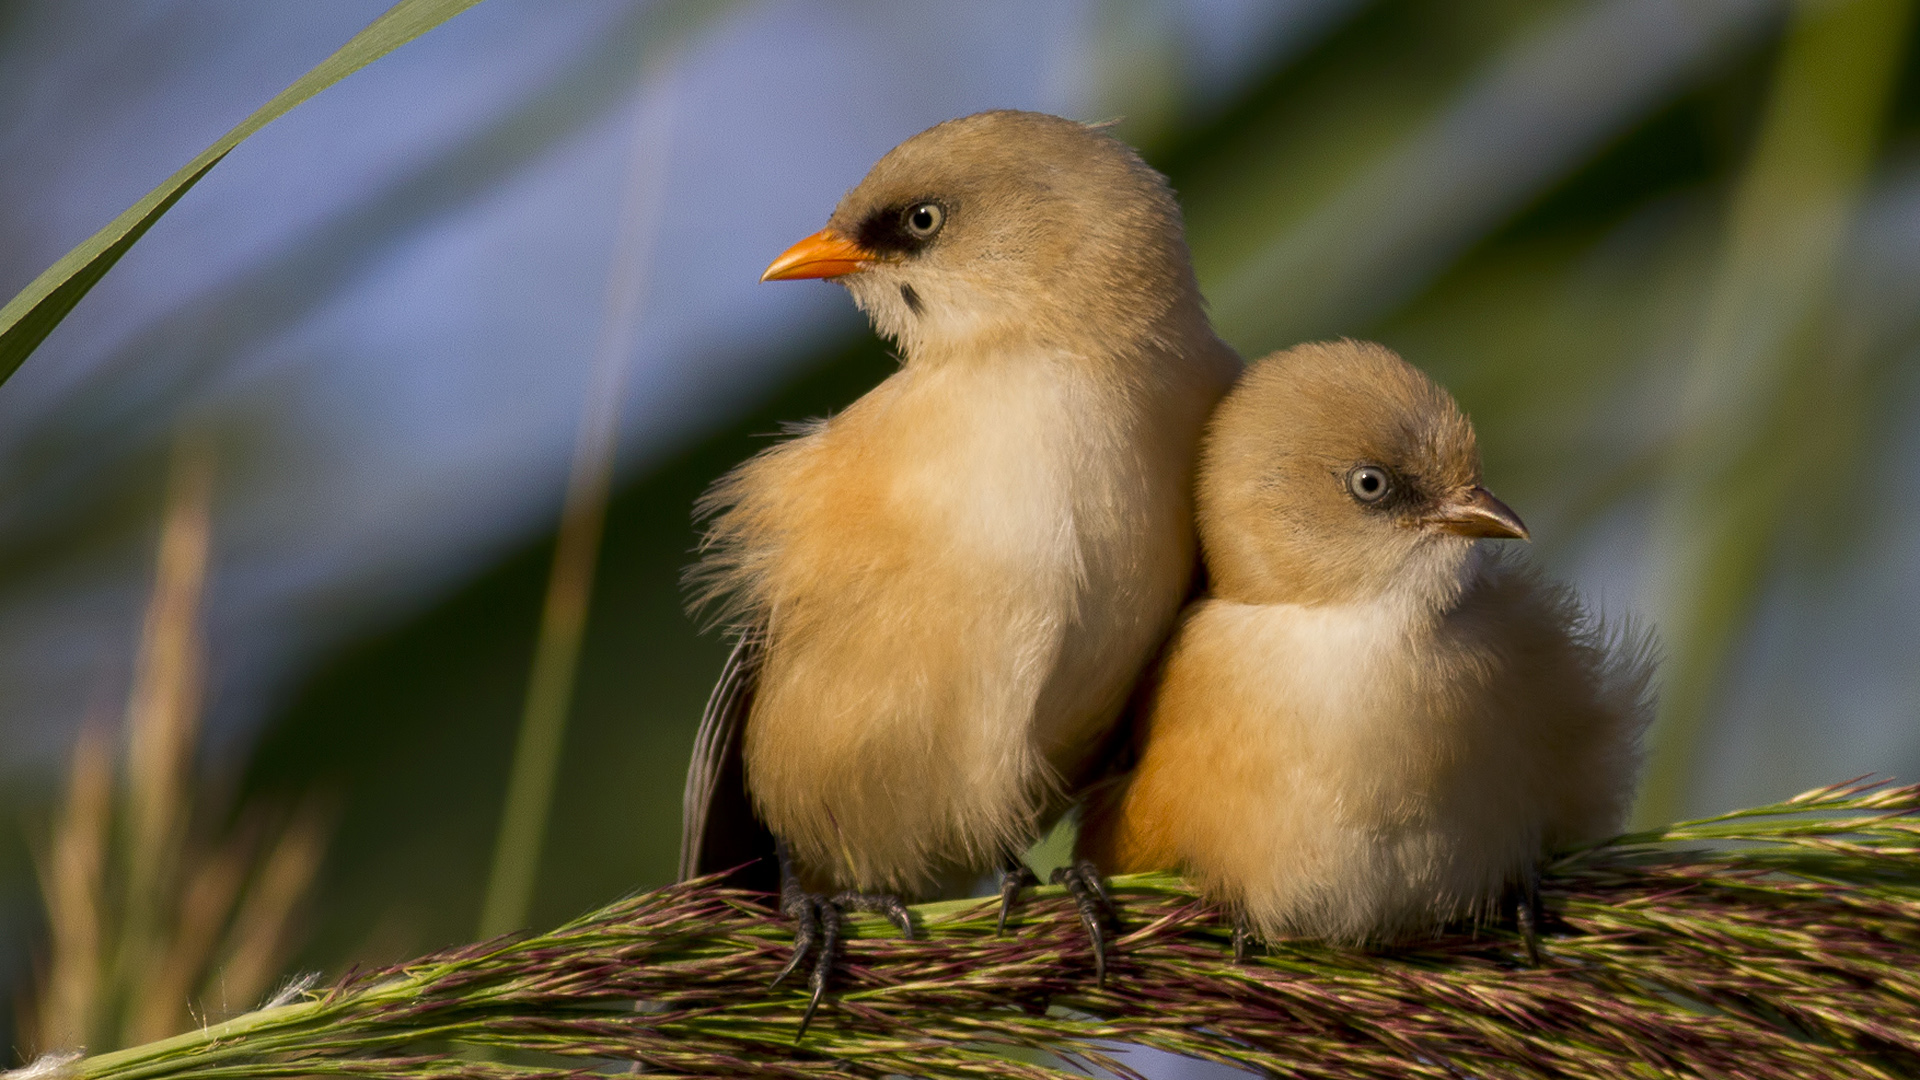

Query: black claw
832;892;916;940
771;889;818;991
1078;862;1114;912
1516;871;1544;968
1050;860;1119;987
877;895;915;940
772;845;915;1039
773;887;914;1039
996;861;1041;935
1231;915;1254;964
772;845;809;990
795;901;842;1041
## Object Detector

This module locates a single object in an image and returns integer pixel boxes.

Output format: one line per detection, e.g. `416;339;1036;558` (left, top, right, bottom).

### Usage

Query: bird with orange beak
1078;340;1650;958
679;111;1240;1026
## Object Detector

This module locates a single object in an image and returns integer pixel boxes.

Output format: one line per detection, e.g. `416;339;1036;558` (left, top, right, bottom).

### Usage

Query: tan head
1198;340;1528;609
761;111;1203;361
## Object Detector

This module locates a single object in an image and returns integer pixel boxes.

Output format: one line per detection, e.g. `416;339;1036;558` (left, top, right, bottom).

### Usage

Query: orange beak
1425;485;1530;541
761;229;874;281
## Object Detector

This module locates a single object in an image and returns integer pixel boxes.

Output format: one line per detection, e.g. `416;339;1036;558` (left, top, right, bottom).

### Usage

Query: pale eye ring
1346;464;1392;504
904;202;945;238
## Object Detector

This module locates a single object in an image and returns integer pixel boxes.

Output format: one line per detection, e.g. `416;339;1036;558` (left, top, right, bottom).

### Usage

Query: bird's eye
1346;465;1392;504
903;202;945;239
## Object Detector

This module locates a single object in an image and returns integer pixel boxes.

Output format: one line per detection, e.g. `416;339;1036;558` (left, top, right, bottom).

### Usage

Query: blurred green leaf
1190;0;1774;353
0;0;487;388
1637;0;1916;825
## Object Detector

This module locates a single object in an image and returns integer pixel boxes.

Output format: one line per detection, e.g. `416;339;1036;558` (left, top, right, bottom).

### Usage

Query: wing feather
677;632;778;891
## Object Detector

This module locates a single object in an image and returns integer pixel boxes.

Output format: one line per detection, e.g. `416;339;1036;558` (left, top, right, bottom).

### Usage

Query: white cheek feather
842;274;911;347
845;269;1017;361
1212;538;1477;718
1206;594;1428;734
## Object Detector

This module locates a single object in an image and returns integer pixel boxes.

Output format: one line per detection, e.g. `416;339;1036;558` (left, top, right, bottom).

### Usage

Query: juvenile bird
680;111;1241;1020
1078;340;1650;955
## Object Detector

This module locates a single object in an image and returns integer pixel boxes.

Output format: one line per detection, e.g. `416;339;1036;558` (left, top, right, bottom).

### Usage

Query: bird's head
1197;340;1528;610
761;110;1201;362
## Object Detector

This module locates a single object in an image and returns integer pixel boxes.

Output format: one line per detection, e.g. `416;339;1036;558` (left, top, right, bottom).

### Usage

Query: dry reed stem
33;722;115;1051
27;435;331;1055
214;802;332;1015
118;435;215;1044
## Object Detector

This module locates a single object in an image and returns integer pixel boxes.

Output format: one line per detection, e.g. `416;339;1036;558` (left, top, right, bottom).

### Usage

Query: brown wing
677;631;779;892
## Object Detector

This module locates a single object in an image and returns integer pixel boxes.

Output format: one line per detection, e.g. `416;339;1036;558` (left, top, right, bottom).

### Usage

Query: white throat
1217;540;1486;725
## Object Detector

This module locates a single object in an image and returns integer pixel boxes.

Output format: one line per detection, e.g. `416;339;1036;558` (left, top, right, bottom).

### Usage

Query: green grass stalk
31;778;1920;1080
477;70;678;939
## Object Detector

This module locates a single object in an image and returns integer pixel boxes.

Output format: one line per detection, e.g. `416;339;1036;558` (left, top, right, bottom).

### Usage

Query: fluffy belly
742;556;1072;896
1232;789;1537;944
724;359;1198;897
1139;600;1544;942
739;490;1183;896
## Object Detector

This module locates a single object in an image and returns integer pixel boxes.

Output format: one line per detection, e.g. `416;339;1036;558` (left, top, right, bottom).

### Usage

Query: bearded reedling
1079;340;1650;960
680;111;1241;1027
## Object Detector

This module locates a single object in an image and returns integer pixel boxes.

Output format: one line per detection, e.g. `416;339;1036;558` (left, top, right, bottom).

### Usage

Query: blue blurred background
3;0;1919;1056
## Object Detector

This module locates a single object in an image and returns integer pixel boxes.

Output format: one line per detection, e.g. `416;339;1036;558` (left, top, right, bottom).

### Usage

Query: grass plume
24;437;329;1054
22;776;1920;1079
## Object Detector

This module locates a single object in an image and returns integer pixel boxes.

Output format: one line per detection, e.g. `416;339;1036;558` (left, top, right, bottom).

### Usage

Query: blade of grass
0;1;744;561
0;0;488;388
477;58;680;939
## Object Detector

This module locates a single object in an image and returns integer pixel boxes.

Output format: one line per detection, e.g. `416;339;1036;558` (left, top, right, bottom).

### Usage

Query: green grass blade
0;0;488;388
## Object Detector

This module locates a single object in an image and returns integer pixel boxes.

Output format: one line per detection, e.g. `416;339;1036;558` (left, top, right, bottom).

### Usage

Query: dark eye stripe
856;200;947;256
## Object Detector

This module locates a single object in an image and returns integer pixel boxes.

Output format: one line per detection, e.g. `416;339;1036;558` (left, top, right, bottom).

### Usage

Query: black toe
771;881;820;991
1231;915;1254;964
1515;872;1544;968
795;900;842;1041
833;891;916;940
773;887;916;1040
996;858;1041;935
1050;860;1119;987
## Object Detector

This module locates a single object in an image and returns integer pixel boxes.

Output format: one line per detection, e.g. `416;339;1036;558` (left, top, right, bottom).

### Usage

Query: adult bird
1079;340;1650;960
679;111;1240;1025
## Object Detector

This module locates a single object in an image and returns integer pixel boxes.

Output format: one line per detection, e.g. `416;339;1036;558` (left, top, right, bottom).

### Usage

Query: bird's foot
1515;872;1544;968
996;858;1040;935
770;880;839;1040
770;879;914;1040
1231;914;1255;964
832;891;916;940
1050;860;1120;987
